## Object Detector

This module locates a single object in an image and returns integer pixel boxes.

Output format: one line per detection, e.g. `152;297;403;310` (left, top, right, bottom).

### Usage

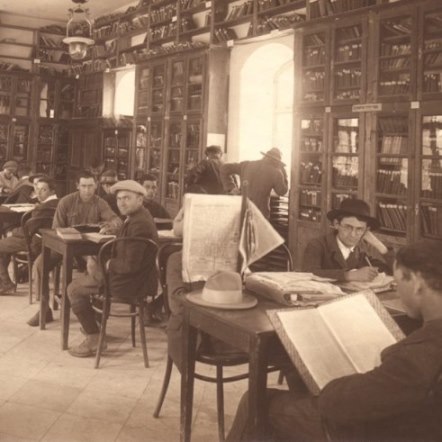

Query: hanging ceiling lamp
63;0;95;61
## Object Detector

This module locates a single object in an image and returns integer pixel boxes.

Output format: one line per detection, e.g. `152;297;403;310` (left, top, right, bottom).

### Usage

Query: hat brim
186;291;258;310
260;151;285;166
327;209;380;230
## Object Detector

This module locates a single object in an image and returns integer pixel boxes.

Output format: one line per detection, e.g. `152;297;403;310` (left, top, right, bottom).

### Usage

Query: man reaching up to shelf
302;198;394;282
27;170;122;327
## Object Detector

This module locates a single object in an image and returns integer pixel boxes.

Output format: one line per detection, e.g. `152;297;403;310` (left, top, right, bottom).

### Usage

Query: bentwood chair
93;237;158;369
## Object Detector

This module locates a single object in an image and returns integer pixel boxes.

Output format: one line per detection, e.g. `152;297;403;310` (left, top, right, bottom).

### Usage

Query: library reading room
0;0;441;441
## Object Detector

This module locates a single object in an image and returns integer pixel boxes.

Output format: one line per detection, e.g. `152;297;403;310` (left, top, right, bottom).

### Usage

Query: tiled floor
0;282;281;441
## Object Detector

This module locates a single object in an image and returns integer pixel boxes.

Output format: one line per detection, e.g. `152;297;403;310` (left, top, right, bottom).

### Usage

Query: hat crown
264;148;282;161
338;198;371;217
110;179;147;197
205;271;242;291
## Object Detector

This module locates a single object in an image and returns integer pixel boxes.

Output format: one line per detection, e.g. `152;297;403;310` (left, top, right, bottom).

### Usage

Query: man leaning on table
27;170;122;327
302;198;394;282
227;239;442;441
67;179;158;357
0;176;58;295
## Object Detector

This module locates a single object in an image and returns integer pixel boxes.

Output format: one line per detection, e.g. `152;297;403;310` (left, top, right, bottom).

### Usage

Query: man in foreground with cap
220;148;288;219
67;179;158;357
186;145;224;195
27;170;122;327
0;160;19;194
0;176;58;294
227;239;442;441
302;198;394;281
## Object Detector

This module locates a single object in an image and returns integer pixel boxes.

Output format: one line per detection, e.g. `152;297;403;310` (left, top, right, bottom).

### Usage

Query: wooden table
0;204;34;225
180;297;282;442
180;290;415;442
39;229;101;350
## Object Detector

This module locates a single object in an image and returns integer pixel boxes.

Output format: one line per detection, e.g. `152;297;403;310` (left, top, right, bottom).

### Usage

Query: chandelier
63;0;95;61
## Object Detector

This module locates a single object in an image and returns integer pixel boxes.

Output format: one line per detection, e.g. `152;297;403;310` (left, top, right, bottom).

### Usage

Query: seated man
27;170;122;326
67;180;158;357
139;173;171;221
0;160;19;194
302;198;394;282
0;176;58;294
97;168;119;216
227;239;442;441
4;164;34;204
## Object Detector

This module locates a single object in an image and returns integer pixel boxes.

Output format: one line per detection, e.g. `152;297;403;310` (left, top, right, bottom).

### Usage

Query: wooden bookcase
291;0;442;267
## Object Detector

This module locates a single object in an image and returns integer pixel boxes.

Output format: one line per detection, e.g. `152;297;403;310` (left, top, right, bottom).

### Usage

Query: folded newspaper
245;272;344;307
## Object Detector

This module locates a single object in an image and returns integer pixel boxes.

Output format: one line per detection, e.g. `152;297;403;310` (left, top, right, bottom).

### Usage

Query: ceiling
0;0;137;22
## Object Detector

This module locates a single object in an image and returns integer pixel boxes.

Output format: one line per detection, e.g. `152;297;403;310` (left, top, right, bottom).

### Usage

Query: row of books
381;20;412;38
303;71;325;91
379;117;407;133
304;33;325;47
423;74;442;93
425;53;442;67
425;14;442;33
256;14;304;34
379;135;408;155
37;49;70;64
422;172;442;199
335;68;361;89
304;47;326;66
424;40;442;51
376;169;408;195
299;207;321;222
336;25;362;41
39;35;63;49
180;0;205;10
301;137;323;152
167;181;180;200
300;189;322;207
302;119;323;133
304;91;324;102
380;43;410;57
300;160;323;183
421;205;442;236
213;27;237;43
335;43;361;62
332;168;358;188
379;79;410;96
151;5;176;24
225;1;254;21
309;0;376;19
257;0;299;12
149;22;177;41
377;202;407;232
335;89;360;100
380;57;410;72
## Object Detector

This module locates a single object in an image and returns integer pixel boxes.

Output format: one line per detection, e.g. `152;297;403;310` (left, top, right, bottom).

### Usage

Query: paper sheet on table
338;273;395;292
3;203;35;212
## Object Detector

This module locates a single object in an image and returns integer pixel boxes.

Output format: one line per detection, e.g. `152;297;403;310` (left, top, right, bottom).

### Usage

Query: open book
82;232;115;243
267;291;405;395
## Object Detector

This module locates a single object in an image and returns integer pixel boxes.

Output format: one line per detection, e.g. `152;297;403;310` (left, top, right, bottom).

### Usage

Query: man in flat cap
0;160;19;194
220;148;288;219
186;145;224;195
67;179;158;357
302;198;394;281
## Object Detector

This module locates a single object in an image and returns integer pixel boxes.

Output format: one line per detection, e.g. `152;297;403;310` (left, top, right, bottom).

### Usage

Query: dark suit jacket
108;206;158;299
4;180;34;204
319;319;442;441
302;232;393;281
187;158;224;194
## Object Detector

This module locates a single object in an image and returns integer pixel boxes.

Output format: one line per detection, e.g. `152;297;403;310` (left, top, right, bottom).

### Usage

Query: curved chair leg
130;304;136;347
138;302;149;368
28;259;33;304
95;309;109;369
153;355;174;418
216;364;225;442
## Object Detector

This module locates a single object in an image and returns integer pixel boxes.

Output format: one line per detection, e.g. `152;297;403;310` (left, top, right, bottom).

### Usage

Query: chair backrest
249;243;294;272
22;212;55;258
155;242;183;317
98;236;159;302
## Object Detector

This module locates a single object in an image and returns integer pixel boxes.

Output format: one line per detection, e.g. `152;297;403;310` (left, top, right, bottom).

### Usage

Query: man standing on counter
27;170;122;326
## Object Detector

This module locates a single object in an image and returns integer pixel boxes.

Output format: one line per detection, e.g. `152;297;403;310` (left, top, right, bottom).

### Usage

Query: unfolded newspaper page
182;194;242;283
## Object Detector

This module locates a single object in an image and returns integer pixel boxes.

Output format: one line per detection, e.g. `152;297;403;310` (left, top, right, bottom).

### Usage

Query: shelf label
33;58;41;64
411;101;420;109
205;1;211;7
325;107;331;113
227;40;234;47
183;115;187;121
352;103;382;113
172;16;177;22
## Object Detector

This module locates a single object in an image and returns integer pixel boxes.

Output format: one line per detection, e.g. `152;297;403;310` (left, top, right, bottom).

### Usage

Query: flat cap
3;160;18;170
110;179;147;197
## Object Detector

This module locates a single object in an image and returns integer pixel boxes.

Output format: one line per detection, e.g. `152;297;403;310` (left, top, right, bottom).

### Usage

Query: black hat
205;145;223;155
260;147;285;165
327;198;379;230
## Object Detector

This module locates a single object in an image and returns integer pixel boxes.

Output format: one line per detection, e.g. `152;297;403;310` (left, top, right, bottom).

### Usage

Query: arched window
114;68;135;117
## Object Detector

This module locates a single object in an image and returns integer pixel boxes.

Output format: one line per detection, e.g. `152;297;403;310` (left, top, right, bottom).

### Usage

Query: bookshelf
74;72;103;118
102;127;132;180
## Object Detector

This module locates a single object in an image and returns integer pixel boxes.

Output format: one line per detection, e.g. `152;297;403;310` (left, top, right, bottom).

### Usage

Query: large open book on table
267;290;405;396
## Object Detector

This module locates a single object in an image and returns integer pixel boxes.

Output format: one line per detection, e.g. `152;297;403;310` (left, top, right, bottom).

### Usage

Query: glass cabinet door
169;60;185;113
136;66;150;116
117;131;130;180
183;120;201;188
420;115;442;238
187;56;204;112
36;124;54;174
15;78;32;117
103;131;117;170
151;64;166;114
12;123;29;162
165;121;183;201
135;124;147;177
59;80;74;119
38;78;56;118
0;76;12;115
0;122;8;162
302;32;327;103
148;120;163;177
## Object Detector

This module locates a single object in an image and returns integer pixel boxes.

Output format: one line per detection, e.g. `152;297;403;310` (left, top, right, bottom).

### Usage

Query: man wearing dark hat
0;160;19;194
186;145;224;195
220;147;288;219
302;198;394;281
0;176;59;294
67;179;158;357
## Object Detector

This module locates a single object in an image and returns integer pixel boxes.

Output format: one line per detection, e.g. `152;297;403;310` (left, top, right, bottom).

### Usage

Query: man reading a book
302;198;394;282
27;170;122;327
227;239;442;441
67;179;158;357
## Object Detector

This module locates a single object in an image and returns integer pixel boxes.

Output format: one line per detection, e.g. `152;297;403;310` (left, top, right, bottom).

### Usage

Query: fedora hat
327;198;379;230
186;271;257;310
260;148;285;165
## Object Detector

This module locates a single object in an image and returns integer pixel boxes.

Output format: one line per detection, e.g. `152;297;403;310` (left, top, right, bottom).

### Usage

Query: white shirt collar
41;194;58;203
336;237;355;260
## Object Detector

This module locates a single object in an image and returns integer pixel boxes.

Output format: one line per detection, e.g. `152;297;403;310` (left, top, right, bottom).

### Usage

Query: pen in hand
365;256;373;267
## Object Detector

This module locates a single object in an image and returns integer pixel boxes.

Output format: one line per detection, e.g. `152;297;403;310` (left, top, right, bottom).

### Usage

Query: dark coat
143;199;171;220
187;158;224;194
108;206;158;300
220;158;288;218
319;319;442;441
4;180;34;204
302;231;393;281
